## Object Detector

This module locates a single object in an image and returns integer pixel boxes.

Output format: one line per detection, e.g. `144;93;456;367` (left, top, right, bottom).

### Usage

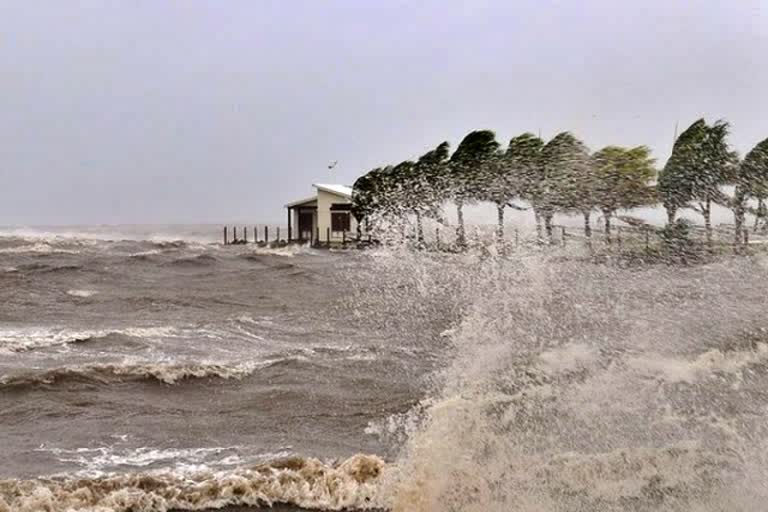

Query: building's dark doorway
298;211;314;241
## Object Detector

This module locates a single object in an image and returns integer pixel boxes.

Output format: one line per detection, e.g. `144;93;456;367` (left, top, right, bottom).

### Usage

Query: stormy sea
1;225;767;511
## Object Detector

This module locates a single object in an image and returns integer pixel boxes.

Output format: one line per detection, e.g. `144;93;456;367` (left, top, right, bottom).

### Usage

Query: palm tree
411;142;451;243
536;132;589;240
691;120;736;245
733;137;768;245
592;146;657;242
481;133;543;245
448;130;500;247
352;167;386;238
659;119;736;245
658;119;707;225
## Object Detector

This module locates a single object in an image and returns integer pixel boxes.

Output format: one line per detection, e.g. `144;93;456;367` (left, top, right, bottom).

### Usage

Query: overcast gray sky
1;1;766;225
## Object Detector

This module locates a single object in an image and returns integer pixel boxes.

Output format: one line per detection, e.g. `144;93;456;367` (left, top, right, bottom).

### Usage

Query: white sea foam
238;244;318;258
0;242;80;254
0;227;217;245
628;342;768;383
537;342;599;375
36;445;291;471
0;359;264;387
0;326;179;353
66;289;98;298
0;453;386;512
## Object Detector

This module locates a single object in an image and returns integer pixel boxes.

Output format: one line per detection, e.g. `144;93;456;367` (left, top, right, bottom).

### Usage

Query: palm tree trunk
544;213;553;241
415;211;424;245
704;197;712;246
496;203;505;247
755;199;765;232
583;210;592;238
734;207;745;248
666;207;676;225
534;208;543;242
733;188;746;248
456;200;466;248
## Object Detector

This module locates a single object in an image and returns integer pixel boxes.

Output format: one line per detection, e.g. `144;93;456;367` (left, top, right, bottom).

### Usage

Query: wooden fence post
223;226;228;245
561;226;566;247
233;226;238;243
265;226;269;245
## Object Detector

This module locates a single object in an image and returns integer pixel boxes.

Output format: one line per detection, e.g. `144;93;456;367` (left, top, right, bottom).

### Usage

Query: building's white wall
291;209;300;239
316;189;357;242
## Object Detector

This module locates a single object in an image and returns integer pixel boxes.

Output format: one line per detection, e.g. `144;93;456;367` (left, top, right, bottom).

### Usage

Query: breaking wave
35;445;293;472
164;254;219;267
0;326;179;353
237;244;319;258
66;289;98;298
16;263;83;274
0;242;81;255
0;454;386;512
0;360;261;388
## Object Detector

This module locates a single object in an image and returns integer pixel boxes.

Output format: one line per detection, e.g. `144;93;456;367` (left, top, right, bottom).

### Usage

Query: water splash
351;246;768;511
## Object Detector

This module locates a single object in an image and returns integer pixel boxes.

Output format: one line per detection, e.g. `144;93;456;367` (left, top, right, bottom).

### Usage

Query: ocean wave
0;326;179;353
0;360;261;388
164;254;218;267
237;244;319;258
0;227;215;245
66;289;98;298
627;342;768;383
16;263;83;274
0;454;386;512
0;242;81;255
36;445;292;472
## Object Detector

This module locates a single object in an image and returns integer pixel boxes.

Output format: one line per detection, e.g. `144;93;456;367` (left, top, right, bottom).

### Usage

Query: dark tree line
352;121;768;247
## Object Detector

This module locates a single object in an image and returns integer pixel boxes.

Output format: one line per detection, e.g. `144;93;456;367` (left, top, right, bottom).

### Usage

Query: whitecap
66;289;98;298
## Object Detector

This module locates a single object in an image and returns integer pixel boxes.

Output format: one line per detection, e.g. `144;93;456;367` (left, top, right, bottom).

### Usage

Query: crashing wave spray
355;246;768;511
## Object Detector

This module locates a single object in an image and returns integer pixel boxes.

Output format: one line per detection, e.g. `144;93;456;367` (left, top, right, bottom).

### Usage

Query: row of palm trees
351;120;768;247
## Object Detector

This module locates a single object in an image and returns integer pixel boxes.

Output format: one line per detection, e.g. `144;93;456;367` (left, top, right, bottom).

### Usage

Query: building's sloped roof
285;184;352;208
314;184;353;197
284;195;318;208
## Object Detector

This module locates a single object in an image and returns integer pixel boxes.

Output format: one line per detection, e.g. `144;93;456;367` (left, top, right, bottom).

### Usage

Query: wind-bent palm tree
448;130;500;246
658;119;707;225
733;137;768;245
535;132;588;240
592;146;657;242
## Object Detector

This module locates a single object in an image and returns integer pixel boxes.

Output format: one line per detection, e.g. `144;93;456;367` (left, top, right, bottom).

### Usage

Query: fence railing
221;222;768;253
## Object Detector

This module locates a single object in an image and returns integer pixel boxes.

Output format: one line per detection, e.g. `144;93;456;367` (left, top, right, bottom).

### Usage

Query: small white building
285;184;358;244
